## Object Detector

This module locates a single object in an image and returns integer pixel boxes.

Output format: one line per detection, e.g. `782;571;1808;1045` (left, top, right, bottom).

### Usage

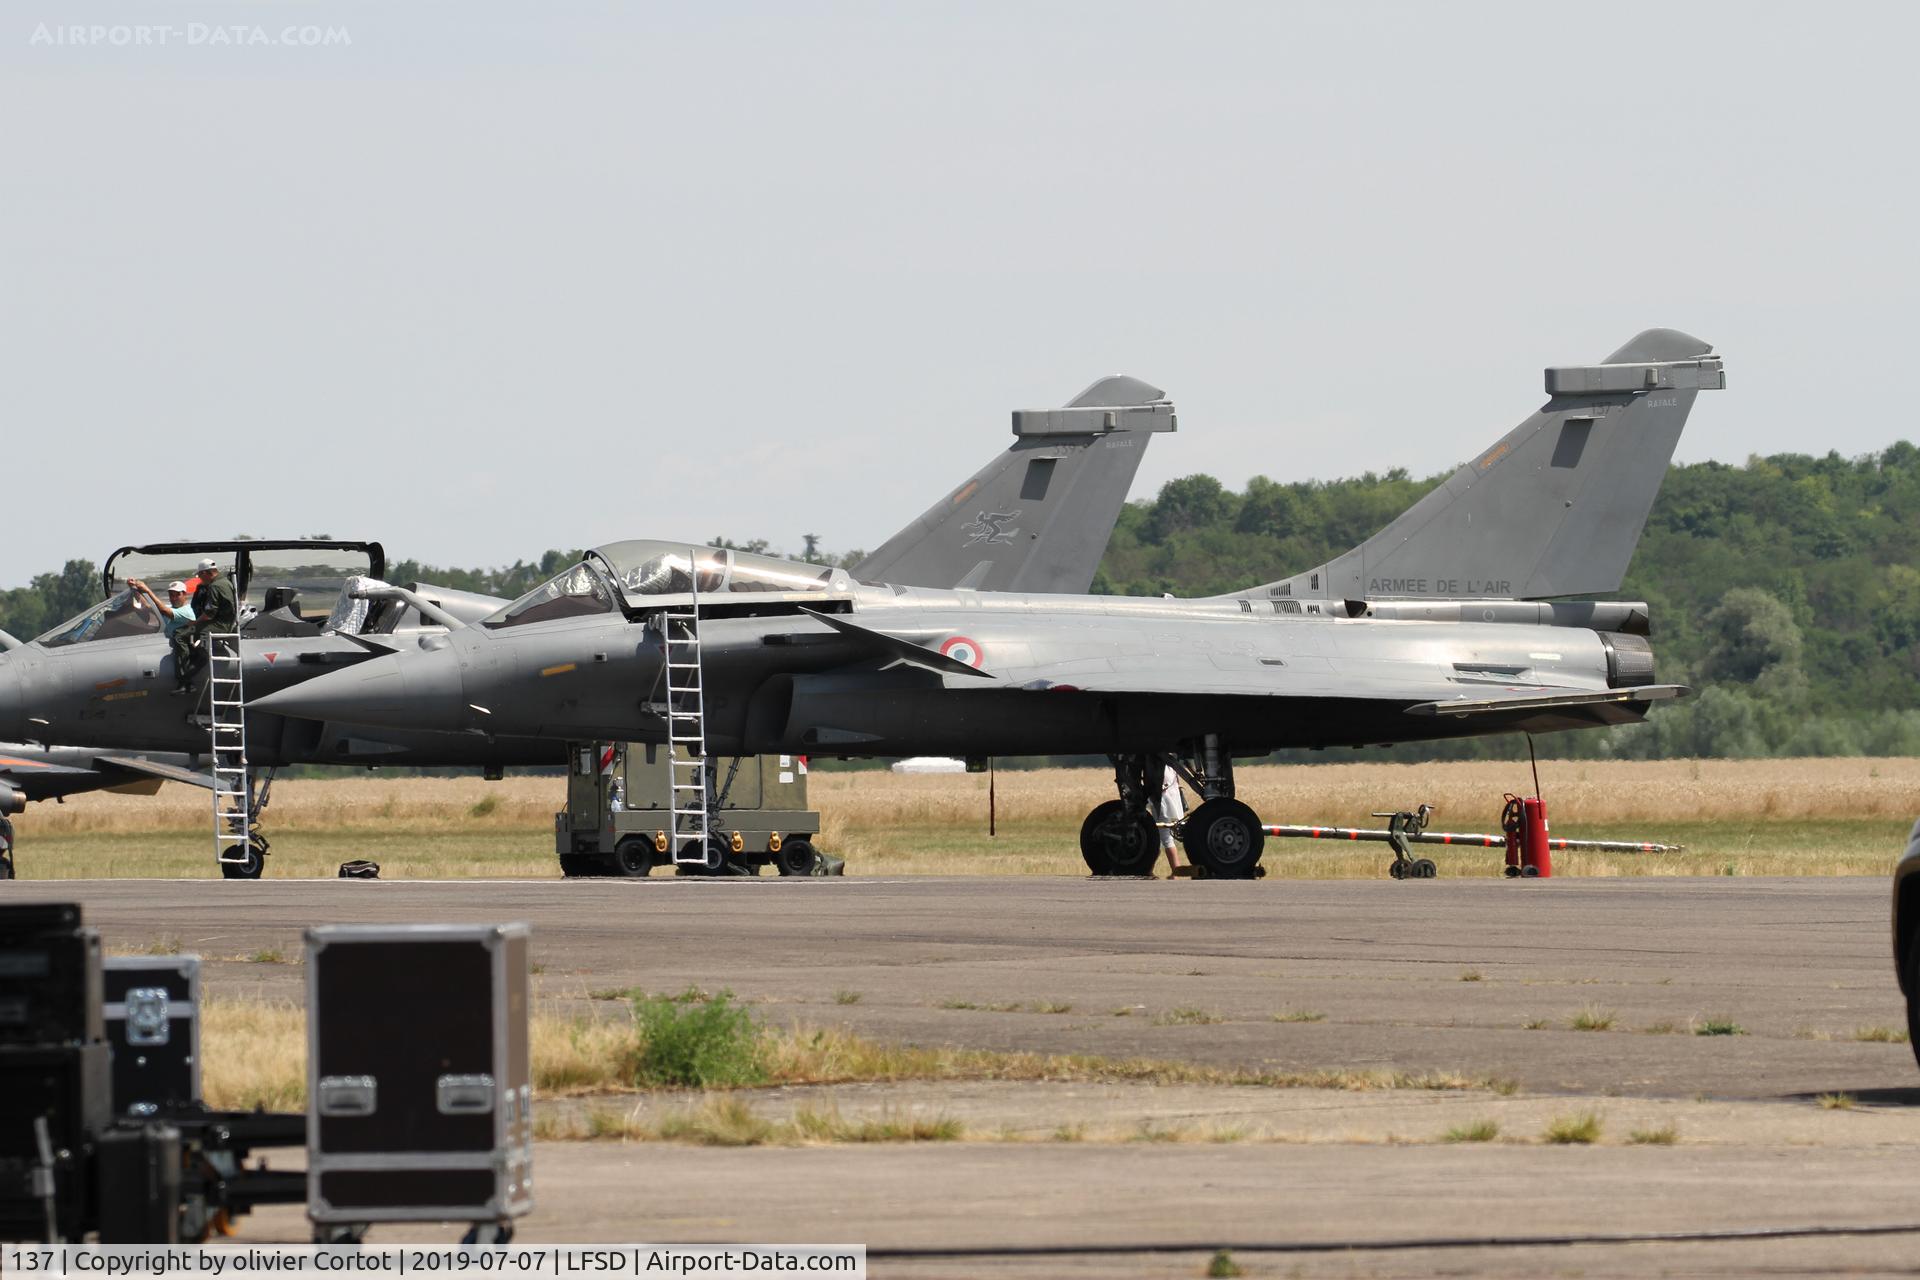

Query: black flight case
103;956;201;1115
305;924;533;1236
0;903;109;1242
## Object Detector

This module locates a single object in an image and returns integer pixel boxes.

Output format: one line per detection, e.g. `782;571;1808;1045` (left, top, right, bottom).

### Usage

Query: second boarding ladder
662;559;714;867
208;633;255;869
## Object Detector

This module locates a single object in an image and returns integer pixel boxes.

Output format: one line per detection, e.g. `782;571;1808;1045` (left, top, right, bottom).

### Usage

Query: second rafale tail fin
852;376;1176;594
1242;330;1724;603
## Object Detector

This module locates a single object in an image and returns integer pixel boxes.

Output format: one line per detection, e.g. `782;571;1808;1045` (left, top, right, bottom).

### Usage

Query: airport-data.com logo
29;21;352;49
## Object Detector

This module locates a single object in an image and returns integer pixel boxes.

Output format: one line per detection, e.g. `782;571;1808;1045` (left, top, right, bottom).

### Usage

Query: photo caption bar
1;1246;865;1279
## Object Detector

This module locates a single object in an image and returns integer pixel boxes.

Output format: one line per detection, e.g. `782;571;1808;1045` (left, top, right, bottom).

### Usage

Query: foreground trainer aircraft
0;377;1173;875
255;331;1724;878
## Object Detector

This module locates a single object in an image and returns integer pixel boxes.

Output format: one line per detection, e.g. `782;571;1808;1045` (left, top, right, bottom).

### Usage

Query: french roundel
939;635;985;668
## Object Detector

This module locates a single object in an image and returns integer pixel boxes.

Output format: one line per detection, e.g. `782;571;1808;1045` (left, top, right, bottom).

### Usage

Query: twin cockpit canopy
31;540;499;650
482;540;847;631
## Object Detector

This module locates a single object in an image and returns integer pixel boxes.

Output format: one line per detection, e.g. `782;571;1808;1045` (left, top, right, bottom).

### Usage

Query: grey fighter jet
0;378;1172;875
254;331;1724;879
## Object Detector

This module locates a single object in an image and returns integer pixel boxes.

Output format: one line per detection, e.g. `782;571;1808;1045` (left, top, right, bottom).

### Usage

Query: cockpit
481;541;845;631
31;540;506;651
36;590;164;649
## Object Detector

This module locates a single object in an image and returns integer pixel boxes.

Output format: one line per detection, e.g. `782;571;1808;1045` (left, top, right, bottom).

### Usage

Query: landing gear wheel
1412;858;1438;879
561;852;609;878
774;839;820;877
1180;798;1264;879
0;818;12;881
0;853;11;881
1389;860;1407;880
1079;800;1161;876
610;838;655;878
219;834;267;880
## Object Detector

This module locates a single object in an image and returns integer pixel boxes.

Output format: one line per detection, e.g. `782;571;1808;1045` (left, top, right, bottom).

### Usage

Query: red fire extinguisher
1500;793;1552;878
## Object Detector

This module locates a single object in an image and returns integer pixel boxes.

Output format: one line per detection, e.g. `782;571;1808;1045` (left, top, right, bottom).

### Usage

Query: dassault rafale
0;377;1175;875
253;330;1726;879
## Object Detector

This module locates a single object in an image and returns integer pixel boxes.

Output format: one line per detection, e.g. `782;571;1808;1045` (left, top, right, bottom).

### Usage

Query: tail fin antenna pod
852;377;1177;595
1244;329;1724;603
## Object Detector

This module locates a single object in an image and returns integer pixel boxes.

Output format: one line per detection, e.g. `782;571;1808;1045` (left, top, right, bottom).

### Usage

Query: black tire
774;839;820;877
1413;858;1438;879
675;834;732;876
1079;800;1161;876
611;838;656;878
220;835;267;880
1904;937;1920;1074
0;854;12;882
559;853;608;878
1179;798;1265;879
1389;860;1407;880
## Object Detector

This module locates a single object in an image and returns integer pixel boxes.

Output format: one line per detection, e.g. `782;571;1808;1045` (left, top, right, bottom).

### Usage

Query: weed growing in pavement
1818;1093;1856;1110
1542;1111;1604;1144
1272;1010;1326;1023
832;990;862;1005
1443;1119;1500;1143
1569;1006;1617;1032
1693;1017;1746;1036
1153;1007;1225;1026
1852;1026;1910;1043
1628;1125;1679;1145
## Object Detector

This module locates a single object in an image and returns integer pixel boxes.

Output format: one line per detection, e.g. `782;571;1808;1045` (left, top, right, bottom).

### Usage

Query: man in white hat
126;578;198;692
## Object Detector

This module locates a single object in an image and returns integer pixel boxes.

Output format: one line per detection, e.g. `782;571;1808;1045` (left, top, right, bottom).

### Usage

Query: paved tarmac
22;875;1920;1275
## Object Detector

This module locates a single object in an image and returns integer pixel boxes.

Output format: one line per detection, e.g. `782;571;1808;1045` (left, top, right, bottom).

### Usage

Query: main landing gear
1079;738;1267;879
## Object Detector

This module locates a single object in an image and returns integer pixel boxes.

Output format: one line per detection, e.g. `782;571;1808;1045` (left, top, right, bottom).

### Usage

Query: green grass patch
1568;1006;1616;1032
832;990;862;1006
1628;1124;1679;1145
1694;1017;1746;1037
630;989;767;1088
1852;1025;1909;1044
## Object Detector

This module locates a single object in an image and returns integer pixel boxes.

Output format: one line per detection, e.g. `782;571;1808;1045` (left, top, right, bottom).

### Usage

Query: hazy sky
4;1;1915;587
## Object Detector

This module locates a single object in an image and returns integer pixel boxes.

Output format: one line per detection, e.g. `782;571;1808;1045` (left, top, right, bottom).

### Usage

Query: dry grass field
7;757;1916;880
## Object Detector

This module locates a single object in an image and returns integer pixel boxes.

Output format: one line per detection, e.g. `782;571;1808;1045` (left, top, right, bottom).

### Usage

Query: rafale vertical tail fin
1245;329;1724;603
852;376;1176;594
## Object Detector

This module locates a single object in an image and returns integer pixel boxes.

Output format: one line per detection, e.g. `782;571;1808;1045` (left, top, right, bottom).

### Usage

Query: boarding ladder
662;557;713;866
208;633;254;867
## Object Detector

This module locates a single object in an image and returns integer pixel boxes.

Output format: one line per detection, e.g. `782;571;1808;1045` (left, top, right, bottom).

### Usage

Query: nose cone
250;644;468;732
